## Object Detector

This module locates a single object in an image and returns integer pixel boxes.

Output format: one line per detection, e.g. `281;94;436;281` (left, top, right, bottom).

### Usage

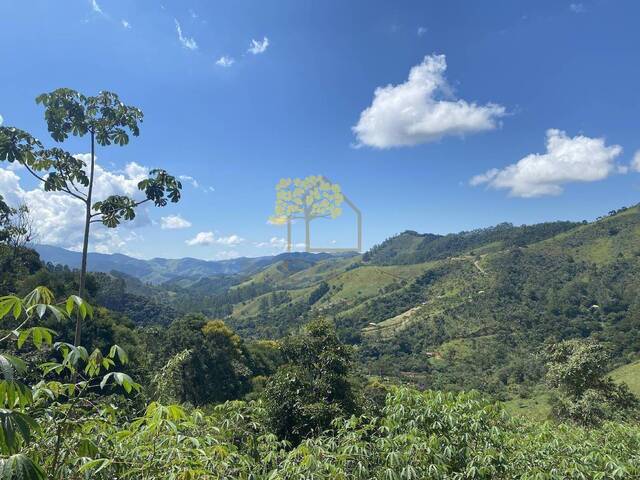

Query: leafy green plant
0;287;139;479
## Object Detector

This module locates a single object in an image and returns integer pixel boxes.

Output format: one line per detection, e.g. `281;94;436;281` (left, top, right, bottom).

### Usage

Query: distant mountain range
33;244;347;284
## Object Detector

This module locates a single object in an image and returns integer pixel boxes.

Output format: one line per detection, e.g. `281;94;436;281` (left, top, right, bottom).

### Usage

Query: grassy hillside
611;359;640;396
215;204;640;396
504;359;640;420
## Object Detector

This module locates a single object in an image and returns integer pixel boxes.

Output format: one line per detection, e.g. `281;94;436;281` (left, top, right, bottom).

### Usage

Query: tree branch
22;164;47;184
23;164;87;203
60;185;89;203
67;178;88;199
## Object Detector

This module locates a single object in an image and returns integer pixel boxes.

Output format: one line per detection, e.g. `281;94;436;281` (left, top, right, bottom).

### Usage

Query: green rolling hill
41;204;640;404
213;204;640;400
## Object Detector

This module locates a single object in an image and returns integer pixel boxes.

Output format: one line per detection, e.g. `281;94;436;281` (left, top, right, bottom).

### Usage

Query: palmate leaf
0;297;22;321
64;295;93;320
0;381;32;409
92;195;137;228
16;328;55;350
54;343;89;369
109;345;129;365
0;409;38;454
100;372;140;394
22;287;54;308
0;454;45;480
0;356;26;382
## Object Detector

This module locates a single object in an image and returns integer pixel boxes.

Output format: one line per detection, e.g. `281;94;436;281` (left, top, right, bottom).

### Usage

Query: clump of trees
160;314;254;404
545;339;639;425
264;318;358;444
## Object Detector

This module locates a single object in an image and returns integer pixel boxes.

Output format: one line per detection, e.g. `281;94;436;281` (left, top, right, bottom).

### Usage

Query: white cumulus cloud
0;158;155;253
186;231;215;246
186;232;244;246
160;214;191;230
352;54;506;148
216;56;235;67
256;237;287;248
248;37;269;54
216;234;244;245
470;129;623;197
175;19;198;50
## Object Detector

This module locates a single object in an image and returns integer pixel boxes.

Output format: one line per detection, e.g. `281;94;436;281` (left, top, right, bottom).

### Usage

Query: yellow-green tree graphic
270;175;351;252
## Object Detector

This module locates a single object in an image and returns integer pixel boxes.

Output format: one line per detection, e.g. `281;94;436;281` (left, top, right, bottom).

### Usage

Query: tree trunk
75;131;95;346
287;219;292;253
305;215;310;253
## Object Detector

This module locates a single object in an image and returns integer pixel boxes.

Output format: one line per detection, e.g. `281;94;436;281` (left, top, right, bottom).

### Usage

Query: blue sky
1;0;639;260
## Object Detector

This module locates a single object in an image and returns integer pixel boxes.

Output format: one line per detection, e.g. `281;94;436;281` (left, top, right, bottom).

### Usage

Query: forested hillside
2;192;640;477
192;205;640;398
19;205;640;401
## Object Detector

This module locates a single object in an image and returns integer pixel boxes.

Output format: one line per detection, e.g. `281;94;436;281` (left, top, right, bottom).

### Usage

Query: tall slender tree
0;89;183;345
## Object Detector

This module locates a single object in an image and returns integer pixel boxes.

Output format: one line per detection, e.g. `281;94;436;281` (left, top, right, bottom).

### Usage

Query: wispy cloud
178;175;215;193
216;56;235;67
179;175;199;188
121;19;131;29
248;37;269;54
91;0;104;15
175;19;198;50
569;3;585;13
417;26;427;36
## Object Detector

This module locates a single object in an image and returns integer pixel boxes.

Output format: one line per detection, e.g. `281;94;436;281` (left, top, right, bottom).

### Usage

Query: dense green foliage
264;319;358;444
2;189;640;478
1;281;639;479
545;339;638;425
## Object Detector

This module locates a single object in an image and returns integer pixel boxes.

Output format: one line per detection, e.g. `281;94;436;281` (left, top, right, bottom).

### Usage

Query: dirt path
473;260;487;275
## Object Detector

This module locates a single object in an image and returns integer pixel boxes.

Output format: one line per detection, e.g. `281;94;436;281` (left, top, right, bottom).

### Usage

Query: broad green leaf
108;345;129;365
0;409;38;453
0;454;45;480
